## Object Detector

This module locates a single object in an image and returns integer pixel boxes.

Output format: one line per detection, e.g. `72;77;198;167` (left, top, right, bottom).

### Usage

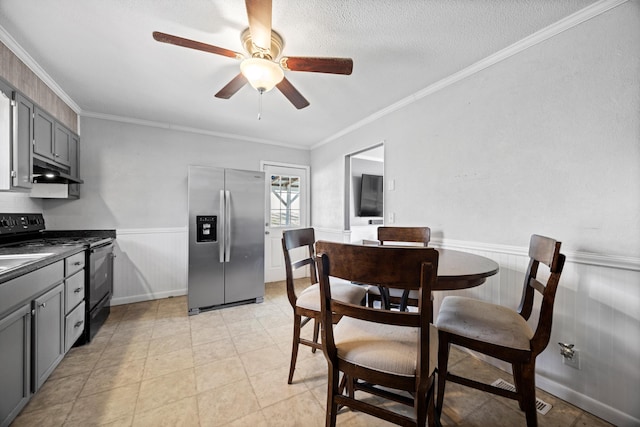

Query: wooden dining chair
435;234;566;427
315;241;439;427
367;226;431;310
282;228;367;384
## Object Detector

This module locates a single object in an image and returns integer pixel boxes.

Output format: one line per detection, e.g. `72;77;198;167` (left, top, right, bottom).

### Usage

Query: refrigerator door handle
225;190;231;262
219;190;225;263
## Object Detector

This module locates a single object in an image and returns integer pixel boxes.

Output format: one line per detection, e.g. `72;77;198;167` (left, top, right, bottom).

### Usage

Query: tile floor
12;280;614;427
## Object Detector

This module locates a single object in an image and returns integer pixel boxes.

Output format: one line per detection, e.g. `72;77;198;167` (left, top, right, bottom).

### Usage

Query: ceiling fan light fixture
240;57;284;93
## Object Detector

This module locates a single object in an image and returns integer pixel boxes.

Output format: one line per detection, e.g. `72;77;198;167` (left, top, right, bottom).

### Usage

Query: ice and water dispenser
196;215;217;242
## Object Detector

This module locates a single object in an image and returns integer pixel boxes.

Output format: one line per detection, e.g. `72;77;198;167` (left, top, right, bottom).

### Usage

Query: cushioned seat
296;280;367;312
436;296;533;351
334;318;437;377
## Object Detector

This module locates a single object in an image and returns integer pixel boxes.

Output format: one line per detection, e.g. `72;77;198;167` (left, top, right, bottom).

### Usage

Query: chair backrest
282;228;317;308
378;226;430;246
315;241;438;373
517;234;566;355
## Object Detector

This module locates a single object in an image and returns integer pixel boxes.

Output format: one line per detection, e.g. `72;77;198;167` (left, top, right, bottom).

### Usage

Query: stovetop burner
0;213;115;248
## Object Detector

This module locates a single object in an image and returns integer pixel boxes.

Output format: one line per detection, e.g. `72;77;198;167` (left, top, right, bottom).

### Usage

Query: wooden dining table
433;248;499;291
373;247;499;310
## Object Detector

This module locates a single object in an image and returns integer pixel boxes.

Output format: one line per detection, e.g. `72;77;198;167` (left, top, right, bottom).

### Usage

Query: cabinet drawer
64;271;84;314
0;261;63;319
65;301;85;353
65;252;85;276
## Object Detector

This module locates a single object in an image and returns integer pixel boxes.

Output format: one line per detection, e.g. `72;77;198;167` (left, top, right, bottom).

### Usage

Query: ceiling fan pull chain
257;89;263;120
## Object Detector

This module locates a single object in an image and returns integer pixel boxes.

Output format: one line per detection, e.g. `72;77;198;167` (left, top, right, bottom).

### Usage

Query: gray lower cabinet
0;260;65;426
0;304;31;427
32;283;65;392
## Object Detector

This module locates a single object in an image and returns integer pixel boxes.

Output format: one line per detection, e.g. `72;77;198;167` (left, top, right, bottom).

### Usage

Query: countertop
0;244;86;284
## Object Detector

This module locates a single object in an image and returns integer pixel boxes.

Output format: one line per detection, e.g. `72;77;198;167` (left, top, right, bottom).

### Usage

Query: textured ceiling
0;0;596;148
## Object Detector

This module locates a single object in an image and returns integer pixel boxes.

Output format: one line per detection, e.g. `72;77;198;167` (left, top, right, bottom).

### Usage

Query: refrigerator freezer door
224;169;265;304
188;166;225;312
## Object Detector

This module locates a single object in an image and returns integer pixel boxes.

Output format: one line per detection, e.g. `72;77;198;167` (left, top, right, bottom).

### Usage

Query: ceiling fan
153;0;353;110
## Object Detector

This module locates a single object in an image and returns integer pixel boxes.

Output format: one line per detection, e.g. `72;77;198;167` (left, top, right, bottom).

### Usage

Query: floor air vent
491;379;552;415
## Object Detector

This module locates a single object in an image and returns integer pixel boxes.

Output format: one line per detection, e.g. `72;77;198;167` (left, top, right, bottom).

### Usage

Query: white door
262;162;309;282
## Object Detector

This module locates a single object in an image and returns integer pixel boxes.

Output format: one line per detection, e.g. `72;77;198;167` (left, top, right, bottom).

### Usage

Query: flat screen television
359;174;383;217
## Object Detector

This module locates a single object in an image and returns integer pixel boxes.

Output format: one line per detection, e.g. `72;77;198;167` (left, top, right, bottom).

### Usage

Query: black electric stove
0;213;116;344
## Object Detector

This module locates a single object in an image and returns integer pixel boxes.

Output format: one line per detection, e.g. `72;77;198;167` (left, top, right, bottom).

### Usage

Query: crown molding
312;0;629;150
81;111;305;150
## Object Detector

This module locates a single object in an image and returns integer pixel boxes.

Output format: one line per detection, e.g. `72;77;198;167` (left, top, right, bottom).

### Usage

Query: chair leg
427;379;437;427
326;365;340;427
312;318;320;353
436;333;451;417
516;362;538;427
288;314;302;384
415;387;428;427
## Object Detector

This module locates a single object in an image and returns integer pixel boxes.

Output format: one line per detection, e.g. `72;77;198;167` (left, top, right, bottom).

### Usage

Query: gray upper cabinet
12;92;34;189
34;107;74;169
69;133;79;179
53;123;71;167
1;81;33;191
33;107;55;162
2;79;81;197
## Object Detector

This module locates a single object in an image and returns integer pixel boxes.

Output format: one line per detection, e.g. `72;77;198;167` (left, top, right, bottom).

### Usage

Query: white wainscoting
313;228;639;426
430;238;640;427
112;227;188;305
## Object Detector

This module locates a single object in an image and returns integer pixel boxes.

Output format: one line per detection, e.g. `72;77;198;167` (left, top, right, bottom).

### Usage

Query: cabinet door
33;283;64;391
12;93;34;189
69;133;79;179
0;304;31;427
53;123;71;166
33;107;55;161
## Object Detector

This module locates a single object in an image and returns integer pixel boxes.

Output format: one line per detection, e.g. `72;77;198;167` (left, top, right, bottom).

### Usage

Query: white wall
41;117;309;304
310;2;639;425
43;117;310;229
0;191;42;213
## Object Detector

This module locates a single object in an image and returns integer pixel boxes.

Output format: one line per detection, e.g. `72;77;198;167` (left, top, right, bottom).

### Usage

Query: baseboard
110;288;187;306
536;376;640;427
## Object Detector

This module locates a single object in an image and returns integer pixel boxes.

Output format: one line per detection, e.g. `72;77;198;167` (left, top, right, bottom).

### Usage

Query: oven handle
90;241;114;254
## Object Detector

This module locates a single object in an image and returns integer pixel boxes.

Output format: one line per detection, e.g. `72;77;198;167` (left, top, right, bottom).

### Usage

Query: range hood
32;158;83;184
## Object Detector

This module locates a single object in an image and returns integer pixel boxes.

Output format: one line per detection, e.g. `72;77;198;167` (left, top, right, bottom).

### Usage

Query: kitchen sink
0;253;54;272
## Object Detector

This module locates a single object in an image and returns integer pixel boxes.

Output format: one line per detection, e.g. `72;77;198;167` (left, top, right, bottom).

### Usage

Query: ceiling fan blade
280;57;353;75
245;0;272;52
153;31;243;60
276;78;310;110
215;73;248;99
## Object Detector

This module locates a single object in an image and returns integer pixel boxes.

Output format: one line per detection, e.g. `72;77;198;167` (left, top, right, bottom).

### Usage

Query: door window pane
270;174;301;227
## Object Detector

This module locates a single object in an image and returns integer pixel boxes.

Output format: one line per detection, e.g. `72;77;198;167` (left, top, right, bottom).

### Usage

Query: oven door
89;241;114;309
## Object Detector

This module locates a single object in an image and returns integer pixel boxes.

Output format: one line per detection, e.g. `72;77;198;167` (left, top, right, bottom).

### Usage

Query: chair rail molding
430;237;640;272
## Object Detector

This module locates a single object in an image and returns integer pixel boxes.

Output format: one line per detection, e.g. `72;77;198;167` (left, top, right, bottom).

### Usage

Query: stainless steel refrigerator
187;166;265;315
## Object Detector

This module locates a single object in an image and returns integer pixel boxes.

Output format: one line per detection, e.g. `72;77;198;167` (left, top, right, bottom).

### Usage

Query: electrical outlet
562;349;581;369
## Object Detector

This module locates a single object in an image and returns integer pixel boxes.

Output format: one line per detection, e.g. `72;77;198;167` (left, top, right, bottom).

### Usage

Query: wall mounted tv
359;174;383;217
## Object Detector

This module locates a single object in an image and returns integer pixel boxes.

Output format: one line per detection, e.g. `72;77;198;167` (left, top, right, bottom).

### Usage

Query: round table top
434;248;499;291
